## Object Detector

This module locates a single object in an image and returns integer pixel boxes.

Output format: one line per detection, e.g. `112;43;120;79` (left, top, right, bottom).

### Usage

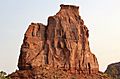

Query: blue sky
0;0;120;73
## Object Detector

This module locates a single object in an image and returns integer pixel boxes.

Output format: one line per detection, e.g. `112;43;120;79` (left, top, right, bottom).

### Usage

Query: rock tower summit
60;4;79;11
9;4;100;79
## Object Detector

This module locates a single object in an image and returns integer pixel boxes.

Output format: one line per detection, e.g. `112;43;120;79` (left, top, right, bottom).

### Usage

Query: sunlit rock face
9;4;104;79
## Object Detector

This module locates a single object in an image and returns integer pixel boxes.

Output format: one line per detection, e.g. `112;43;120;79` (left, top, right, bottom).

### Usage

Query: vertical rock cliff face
9;5;102;79
18;4;98;73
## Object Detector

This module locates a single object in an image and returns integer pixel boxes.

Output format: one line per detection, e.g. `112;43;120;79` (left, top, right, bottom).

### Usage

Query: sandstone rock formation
105;62;120;79
9;4;110;79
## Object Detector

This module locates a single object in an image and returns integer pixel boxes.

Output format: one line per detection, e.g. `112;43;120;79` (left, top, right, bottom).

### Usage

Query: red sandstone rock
9;4;110;79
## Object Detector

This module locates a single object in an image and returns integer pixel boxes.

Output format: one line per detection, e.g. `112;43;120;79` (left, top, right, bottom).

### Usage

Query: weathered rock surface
10;66;110;79
9;4;110;79
18;4;98;73
105;62;120;79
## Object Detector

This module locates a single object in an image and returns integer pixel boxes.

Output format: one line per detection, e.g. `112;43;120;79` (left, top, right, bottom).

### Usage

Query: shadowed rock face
9;4;102;79
105;62;120;79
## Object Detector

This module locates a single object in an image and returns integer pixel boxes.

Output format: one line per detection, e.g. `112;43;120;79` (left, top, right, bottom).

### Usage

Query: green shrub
0;71;11;79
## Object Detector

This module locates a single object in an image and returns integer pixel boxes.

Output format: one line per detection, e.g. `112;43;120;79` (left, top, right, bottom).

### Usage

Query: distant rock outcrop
105;62;120;79
9;4;110;79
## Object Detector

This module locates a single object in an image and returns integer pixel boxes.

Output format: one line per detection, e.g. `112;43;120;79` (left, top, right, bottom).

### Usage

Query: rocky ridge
105;62;120;79
9;4;110;79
